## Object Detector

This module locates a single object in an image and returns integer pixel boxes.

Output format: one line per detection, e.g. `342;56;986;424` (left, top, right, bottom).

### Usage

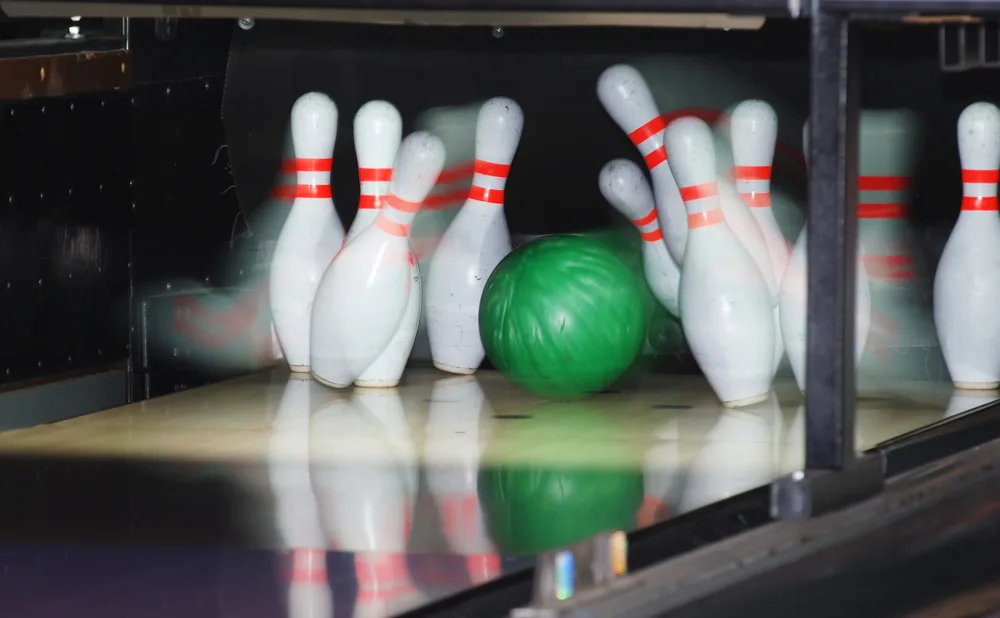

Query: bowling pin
597;65;687;265
426;97;523;375
665;117;775;407
311;132;446;388
598;158;681;317
270;92;345;373
935;102;1000;390
344;101;421;388
729;100;788;372
781;122;872;392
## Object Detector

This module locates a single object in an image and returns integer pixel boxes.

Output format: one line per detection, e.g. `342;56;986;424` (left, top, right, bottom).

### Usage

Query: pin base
954;381;1000;390
310;372;350;389
288;364;310;373
433;362;477;375
354;378;401;389
722;392;769;408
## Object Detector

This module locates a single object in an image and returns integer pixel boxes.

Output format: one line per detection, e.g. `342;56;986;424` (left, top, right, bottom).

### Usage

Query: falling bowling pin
344;101;422;388
426;97;523;375
270;92;345;373
935;102;1000;390
597;65;687;265
781;121;872;392
310;132;445;388
664;117;775;407
598;158;681;317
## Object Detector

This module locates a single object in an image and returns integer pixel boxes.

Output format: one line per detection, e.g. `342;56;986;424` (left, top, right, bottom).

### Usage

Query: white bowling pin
665;117;775;407
426;97;522;375
311;132;445;388
730;100;790;286
781;122;872;392
344;101;421;388
270;92;345;372
598;158;681;317
729;100;788;372
935;102;1000;390
424;376;500;585
597;65;688;266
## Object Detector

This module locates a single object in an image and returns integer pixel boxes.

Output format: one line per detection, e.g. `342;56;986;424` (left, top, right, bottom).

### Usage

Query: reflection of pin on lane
425;375;500;585
309;398;426;617
270;92;345;373
665;116;774;407
936;102;1000;390
352;387;419;523
426;97;523;375
268;374;332;618
311;131;446;388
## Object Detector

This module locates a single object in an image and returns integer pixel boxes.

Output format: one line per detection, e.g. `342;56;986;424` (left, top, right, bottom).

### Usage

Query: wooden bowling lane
0;368;972;548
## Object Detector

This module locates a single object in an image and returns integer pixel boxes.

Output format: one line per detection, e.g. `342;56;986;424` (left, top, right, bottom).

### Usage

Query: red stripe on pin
963;169;1000;183
688;208;724;229
740;191;771;207
468;185;504;204
858;176;911;191
733;165;772;181
962;195;1000;211
679;181;717;201
628;116;667;146
375;214;410;237
423;188;469;209
438;162;475;184
271;185;296;200
295;157;333;172
359;167;392;182
640;228;663;242
858;203;907;218
644;146;667;170
280;159;297;174
387;194;421;213
295;184;332;199
358;194;382;209
474;159;511;178
632;208;657;227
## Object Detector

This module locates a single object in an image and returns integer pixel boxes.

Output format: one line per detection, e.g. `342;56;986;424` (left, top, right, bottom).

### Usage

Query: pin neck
358;167;392;209
858;175;910;219
630;207;663;242
468;159;511;205
961;168;999;211
293;157;333;200
733;165;772;207
679;180;723;229
628;116;667;171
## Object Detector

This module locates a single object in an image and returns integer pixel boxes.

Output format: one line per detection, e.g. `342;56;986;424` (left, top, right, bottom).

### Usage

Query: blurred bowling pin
935;102;1000;390
411;104;480;362
270;92;345;373
599;159;681;317
597;65;687;266
424;376;500;584
781;121;872;392
426;97;523;375
665;117;775;407
311;132;445;387
310;399;426;617
268;375;332;618
344;101;422;388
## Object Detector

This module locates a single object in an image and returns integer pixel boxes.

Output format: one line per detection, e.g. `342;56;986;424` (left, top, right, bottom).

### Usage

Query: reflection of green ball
479;403;643;554
479;235;645;400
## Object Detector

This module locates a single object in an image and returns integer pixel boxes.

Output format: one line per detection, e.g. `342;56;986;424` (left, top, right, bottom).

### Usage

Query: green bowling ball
479;234;645;400
479;402;644;554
